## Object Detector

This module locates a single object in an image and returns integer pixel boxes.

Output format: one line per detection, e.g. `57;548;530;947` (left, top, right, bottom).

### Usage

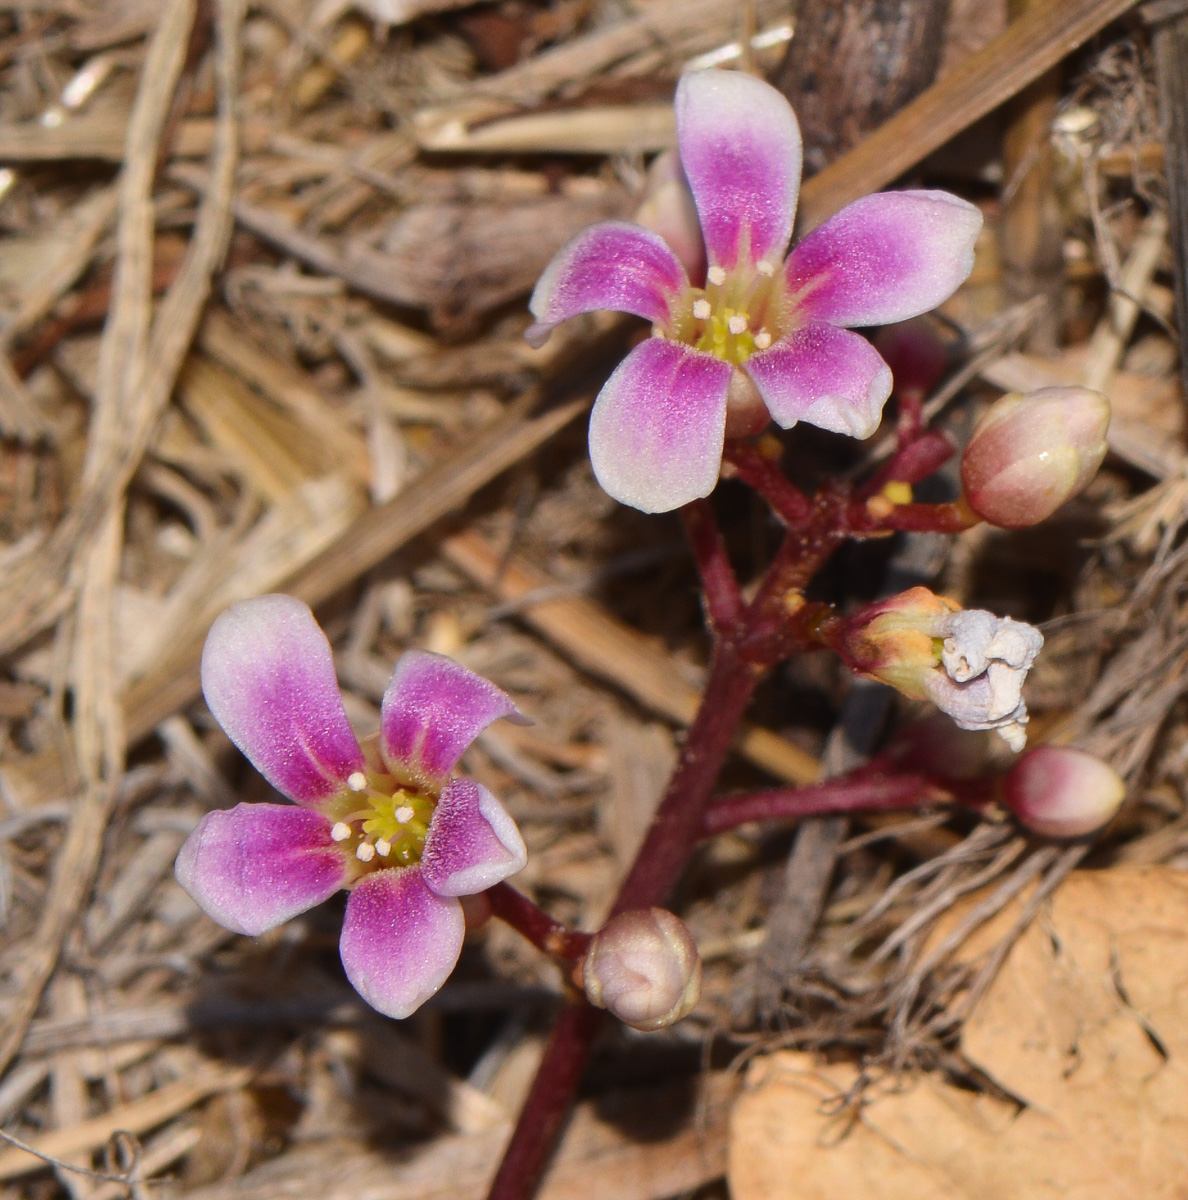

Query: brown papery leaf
729;869;1188;1200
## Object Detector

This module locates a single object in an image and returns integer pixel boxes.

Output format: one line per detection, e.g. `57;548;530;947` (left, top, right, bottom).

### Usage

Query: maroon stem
487;882;592;962
680;499;742;634
855;497;980;534
483;451;981;1200
723;441;813;526
485;1001;604;1200
703;772;953;836
484;642;761;1200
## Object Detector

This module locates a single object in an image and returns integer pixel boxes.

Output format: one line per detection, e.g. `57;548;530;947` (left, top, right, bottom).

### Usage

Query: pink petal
380;650;526;789
784;190;982;327
527;221;688;344
421;777;527;898
675;69;802;270
175;803;349;936
200;596;364;805
745;323;892;438
589;337;731;513
339;868;464;1019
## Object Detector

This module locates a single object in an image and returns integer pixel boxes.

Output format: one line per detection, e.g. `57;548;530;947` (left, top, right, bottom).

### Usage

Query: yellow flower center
325;764;437;872
664;260;791;366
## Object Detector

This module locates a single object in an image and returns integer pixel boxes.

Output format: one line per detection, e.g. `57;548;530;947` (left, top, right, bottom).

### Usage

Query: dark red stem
723;441;814;526
680;499;742;634
855;498;980;534
486;882;592;962
484;643;761;1200
703;772;955;836
484;1002;604;1200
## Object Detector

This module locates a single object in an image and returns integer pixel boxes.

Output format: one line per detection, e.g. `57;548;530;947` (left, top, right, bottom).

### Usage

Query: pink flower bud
581;908;701;1032
961;386;1110;529
1003;746;1124;838
873;318;948;399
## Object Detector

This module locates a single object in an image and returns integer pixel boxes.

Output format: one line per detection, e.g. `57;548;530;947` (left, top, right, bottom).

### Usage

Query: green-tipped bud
1004;746;1124;837
581;908;701;1032
961;387;1110;529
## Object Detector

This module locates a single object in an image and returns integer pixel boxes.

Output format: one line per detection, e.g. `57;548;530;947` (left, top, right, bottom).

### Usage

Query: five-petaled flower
175;594;529;1019
528;68;983;513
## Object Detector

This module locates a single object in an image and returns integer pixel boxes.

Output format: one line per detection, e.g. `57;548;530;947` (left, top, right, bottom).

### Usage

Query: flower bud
836;587;1043;751
633;150;705;283
874;318;948;399
581;908;701;1032
961;386;1110;529
1003;746;1124;838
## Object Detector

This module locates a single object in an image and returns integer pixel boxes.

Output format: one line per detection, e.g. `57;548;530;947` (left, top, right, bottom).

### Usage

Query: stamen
375;838;392;857
707;265;726;286
754;329;772;350
756;259;775;277
356;841;376;862
394;805;415;824
331;821;352;842
728;314;748;335
347;771;367;792
692;298;711;320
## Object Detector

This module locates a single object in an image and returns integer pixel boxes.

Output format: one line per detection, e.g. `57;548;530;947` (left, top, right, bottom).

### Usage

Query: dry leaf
729;868;1188;1200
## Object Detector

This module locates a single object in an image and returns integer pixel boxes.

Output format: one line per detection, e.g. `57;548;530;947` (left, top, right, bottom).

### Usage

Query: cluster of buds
961;386;1110;529
830;586;1043;750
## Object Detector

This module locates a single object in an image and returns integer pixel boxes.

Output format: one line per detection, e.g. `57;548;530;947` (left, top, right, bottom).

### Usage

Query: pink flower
175;595;528;1019
528;69;983;513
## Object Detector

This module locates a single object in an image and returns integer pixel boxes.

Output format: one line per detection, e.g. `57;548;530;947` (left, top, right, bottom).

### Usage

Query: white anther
394;805;415;825
692;298;711;320
331;821;352;842
728;314;748;335
347;771;367;792
375;838;392;857
756;259;775;277
754;329;772;350
356;841;376;862
707;265;727;286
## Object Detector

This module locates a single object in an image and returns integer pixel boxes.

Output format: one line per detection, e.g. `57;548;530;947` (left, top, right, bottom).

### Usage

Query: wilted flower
581;908;701;1032
175;595;528;1019
1003;745;1124;837
961;386;1110;528
837;586;1043;750
528;68;982;513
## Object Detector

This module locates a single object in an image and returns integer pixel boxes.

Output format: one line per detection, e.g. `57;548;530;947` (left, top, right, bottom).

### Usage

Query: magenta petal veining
380;650;526;788
340;869;466;1020
784;190;982;327
200;595;364;804
175;803;348;937
421;777;528;897
675;69;802;269
589;338;732;513
745;324;893;438
528;221;688;344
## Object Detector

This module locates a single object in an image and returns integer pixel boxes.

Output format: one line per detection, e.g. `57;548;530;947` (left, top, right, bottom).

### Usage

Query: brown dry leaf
729;868;1188;1200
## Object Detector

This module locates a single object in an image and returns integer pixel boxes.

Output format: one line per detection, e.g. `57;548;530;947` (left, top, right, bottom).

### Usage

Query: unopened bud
1003;746;1124;838
836;587;1043;751
874;318;948;398
961;386;1109;529
581;908;701;1032
634;150;705;282
724;368;770;438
